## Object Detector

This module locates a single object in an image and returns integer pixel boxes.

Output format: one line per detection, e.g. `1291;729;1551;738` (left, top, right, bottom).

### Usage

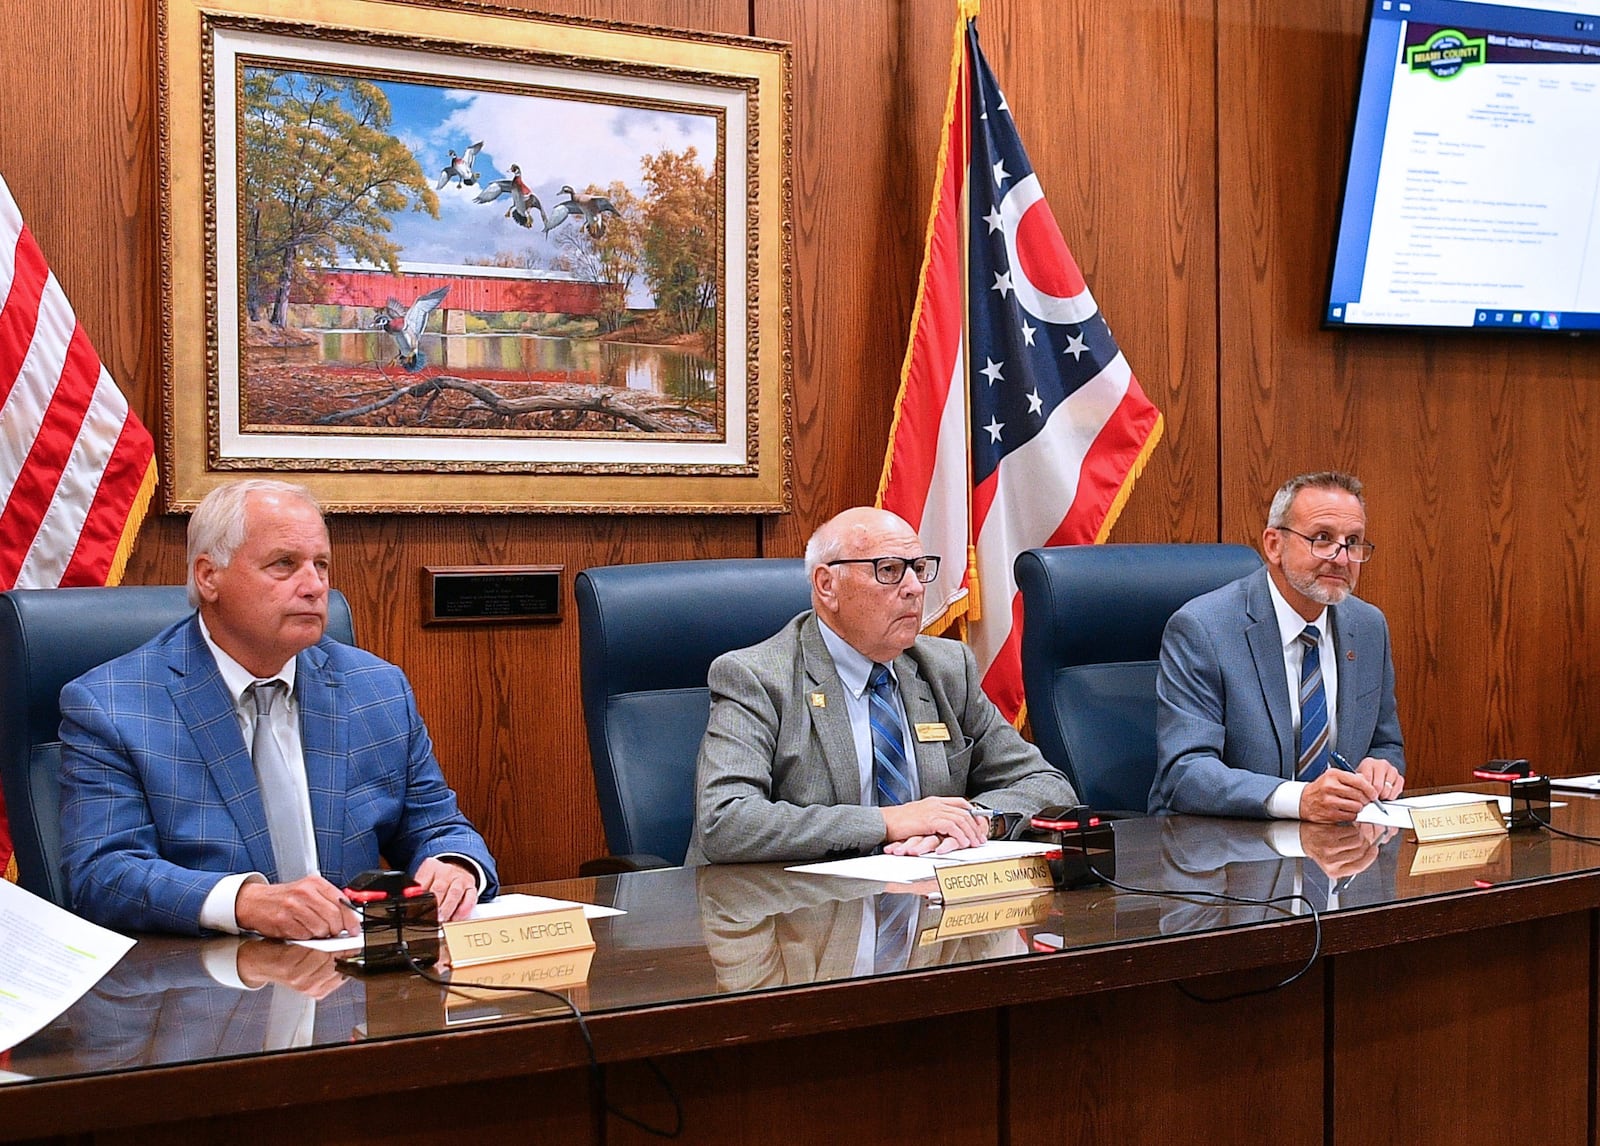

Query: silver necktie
247;680;317;881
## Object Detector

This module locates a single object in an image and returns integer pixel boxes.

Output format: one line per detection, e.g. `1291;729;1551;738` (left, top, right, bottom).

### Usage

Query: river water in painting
315;330;716;404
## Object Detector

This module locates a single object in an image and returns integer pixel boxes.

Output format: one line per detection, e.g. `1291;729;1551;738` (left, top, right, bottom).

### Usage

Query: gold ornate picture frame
159;0;791;512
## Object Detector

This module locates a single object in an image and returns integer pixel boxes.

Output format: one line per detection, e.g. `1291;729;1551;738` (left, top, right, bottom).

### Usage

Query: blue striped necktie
873;893;920;972
867;663;915;806
1296;625;1331;780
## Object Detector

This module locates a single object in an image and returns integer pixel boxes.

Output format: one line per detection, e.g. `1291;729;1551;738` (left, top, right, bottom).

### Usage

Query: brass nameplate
1411;800;1508;843
1407;835;1508;876
444;949;595;1024
448;947;595;996
935;855;1053;904
914;722;950;742
442;907;594;968
919;892;1053;945
422;565;562;626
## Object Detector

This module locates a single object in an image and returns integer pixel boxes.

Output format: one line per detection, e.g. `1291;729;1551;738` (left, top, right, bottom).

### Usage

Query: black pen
1330;750;1392;812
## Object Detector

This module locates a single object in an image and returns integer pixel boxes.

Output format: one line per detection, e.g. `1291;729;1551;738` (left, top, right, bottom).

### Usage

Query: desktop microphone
1024;805;1117;889
336;869;440;972
1470;759;1550;830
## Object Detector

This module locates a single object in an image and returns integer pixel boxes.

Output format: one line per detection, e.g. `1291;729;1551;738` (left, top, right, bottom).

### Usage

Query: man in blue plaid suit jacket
60;480;497;939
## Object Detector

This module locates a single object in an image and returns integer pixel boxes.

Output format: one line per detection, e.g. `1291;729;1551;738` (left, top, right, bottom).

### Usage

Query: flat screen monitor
1325;0;1600;334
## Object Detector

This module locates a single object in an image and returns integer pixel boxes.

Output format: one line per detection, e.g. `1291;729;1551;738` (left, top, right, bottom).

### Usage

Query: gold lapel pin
810;692;826;708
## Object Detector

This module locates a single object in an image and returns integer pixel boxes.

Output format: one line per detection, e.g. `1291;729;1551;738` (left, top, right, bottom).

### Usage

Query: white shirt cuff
1266;780;1308;820
199;938;253;989
1266;820;1306;856
199;871;267;934
433;852;488;894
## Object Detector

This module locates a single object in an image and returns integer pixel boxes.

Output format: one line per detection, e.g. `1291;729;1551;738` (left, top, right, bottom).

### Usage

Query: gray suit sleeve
694;653;886;864
1149;610;1284;818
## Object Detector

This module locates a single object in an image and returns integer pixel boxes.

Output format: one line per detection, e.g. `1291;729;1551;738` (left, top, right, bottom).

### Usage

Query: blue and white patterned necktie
867;663;915;806
1296;626;1331;780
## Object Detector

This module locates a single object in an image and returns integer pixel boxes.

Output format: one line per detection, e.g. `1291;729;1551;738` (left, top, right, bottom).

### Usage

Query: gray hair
803;522;851;577
186;479;323;608
1266;471;1365;529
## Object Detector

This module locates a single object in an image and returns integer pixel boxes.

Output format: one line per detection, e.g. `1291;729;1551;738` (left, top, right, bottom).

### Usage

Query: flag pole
959;0;982;627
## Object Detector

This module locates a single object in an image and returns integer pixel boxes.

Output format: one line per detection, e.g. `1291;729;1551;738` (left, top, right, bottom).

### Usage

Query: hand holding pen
1330;750;1405;810
1299;752;1404;823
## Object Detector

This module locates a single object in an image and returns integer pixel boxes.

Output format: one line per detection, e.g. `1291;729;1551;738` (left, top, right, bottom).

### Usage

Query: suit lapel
296;642;348;883
1244;571;1295;779
166;619;279;879
893;653;949;797
1331;603;1357;737
799;615;864;803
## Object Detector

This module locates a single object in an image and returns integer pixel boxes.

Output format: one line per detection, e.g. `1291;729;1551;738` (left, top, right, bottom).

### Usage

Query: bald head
806;507;929;663
804;507;916;576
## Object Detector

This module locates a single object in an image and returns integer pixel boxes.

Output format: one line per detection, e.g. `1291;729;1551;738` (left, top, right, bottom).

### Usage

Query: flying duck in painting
540;199;577;237
556;185;621;237
436;142;484;189
474;164;546;230
372;285;449;373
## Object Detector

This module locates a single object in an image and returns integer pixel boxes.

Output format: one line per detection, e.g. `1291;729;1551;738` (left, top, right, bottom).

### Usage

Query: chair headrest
1015;544;1262;667
576;559;812;695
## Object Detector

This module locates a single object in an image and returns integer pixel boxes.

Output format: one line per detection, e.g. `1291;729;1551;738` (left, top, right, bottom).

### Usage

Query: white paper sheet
290;892;624;953
0;879;136;1053
1356;792;1515;829
787;841;1060;889
1549;774;1600;793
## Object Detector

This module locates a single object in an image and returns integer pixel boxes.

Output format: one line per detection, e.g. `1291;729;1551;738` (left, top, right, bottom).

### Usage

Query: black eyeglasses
1275;527;1376;563
825;555;942;584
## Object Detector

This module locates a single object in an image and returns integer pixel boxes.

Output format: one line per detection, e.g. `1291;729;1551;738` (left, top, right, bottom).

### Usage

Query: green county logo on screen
1406;29;1487;79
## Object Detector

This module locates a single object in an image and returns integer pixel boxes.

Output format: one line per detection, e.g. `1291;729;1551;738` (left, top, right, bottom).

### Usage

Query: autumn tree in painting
639;147;717;337
240;68;438;325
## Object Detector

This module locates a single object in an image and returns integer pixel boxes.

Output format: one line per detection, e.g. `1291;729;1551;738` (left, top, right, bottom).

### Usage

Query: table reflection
695;864;1026;992
36;938;366;1073
1153;818;1400;933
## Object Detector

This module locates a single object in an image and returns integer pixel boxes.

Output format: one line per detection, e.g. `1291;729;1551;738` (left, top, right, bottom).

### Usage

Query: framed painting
159;0;791;512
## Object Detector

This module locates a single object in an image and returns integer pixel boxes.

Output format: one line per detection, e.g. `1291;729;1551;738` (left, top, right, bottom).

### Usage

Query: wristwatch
984;810;1022;840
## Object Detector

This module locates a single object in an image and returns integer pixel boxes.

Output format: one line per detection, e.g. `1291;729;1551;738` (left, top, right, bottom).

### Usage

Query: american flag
879;11;1163;724
0;171;157;879
0;174;155;590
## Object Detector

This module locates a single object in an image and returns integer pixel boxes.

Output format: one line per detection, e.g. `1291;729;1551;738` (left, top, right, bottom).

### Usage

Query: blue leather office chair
1015;544;1262;816
575;558;812;872
0;586;355;907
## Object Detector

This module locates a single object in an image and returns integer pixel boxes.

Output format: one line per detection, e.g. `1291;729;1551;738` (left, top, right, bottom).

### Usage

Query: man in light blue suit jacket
1149;472;1405;821
60;480;496;938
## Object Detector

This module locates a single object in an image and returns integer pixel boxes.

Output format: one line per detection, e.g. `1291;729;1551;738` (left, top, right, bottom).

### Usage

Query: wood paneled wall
1218;0;1600;783
4;0;1591;883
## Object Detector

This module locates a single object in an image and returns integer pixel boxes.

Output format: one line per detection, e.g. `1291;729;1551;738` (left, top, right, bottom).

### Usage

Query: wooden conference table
6;786;1600;1144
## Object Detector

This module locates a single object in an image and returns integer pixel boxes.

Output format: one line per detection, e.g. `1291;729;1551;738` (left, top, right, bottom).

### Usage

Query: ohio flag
878;5;1163;723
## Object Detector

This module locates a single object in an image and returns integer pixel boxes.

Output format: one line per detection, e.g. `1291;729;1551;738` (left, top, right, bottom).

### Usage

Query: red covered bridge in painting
297;260;606;327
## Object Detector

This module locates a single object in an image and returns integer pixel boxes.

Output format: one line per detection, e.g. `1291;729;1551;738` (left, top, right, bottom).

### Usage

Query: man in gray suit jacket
1149;472;1405;820
686;507;1074;864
